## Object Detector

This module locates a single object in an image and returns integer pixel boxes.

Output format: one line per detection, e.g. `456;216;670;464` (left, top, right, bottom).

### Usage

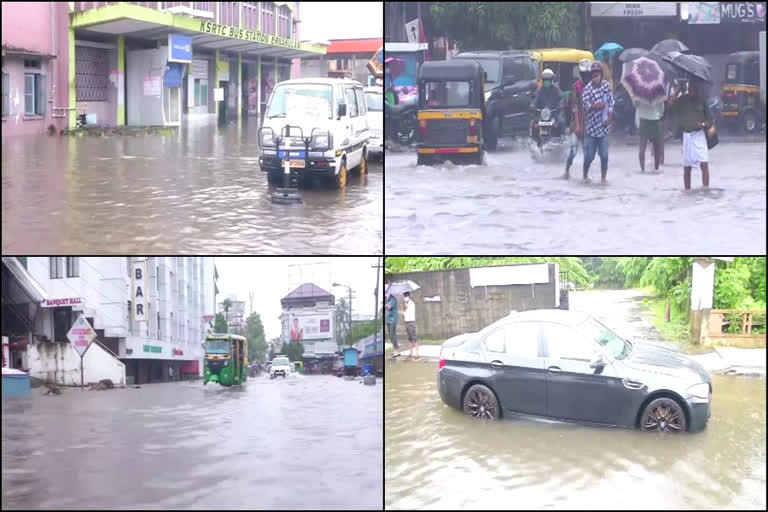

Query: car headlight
541;108;551;121
688;382;710;399
261;131;275;147
311;132;332;150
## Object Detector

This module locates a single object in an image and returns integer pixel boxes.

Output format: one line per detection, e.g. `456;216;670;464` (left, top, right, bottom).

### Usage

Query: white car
270;356;291;379
364;86;383;159
258;78;370;189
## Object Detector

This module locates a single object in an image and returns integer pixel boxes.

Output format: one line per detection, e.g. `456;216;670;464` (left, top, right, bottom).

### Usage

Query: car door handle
547;366;562;373
490;360;503;368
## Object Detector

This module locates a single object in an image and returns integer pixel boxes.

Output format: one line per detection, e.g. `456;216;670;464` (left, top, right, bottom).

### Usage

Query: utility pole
372;257;383;346
249;291;254;316
348;287;353;347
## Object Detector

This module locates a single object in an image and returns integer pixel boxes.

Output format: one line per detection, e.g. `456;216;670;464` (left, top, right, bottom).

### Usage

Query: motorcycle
530;106;564;148
384;99;417;146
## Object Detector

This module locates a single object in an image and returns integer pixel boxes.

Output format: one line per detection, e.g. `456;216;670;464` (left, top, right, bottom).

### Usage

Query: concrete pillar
237;53;242;123
257;54;262;117
68;26;76;129
215;49;220;115
117;35;125;126
690;258;715;344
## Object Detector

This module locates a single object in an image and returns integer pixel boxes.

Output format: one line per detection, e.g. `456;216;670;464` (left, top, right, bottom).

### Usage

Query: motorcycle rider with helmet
531;68;564;145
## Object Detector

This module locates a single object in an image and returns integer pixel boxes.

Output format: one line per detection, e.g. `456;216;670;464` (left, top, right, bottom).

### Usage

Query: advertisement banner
168;33;192;63
719;2;766;23
688;2;722;24
131;260;147;323
289;314;332;341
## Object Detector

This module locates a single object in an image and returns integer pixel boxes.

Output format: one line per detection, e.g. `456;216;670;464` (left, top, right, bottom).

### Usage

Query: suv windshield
462;58;500;85
581;318;629;359
266;84;333;119
272;357;289;366
365;92;383;111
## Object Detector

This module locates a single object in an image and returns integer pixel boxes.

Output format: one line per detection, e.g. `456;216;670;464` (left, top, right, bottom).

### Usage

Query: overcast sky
215;257;383;340
299;2;382;42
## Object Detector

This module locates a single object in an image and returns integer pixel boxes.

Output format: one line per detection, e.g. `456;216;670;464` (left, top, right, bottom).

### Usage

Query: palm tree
222;298;232;323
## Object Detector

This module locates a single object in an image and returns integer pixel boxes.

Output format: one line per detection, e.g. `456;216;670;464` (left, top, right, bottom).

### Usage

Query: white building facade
1;257;216;386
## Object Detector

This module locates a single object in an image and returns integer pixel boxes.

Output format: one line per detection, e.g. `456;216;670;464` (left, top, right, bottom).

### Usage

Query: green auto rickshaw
203;333;248;387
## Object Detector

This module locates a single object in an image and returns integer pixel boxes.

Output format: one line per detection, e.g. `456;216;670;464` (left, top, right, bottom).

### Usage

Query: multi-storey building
218;296;246;332
279;282;336;372
2;2;325;135
1;257;217;385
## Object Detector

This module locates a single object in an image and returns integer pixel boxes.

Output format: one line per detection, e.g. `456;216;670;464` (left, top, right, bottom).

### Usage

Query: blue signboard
163;62;184;88
168;33;192;63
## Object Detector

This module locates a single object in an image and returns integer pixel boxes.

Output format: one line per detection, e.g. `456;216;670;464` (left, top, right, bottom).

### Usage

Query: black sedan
437;309;712;433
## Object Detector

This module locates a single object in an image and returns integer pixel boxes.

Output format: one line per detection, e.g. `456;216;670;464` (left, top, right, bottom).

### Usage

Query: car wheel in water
267;170;283;186
641;397;686;433
355;151;367;175
332;161;347;189
462;384;500;420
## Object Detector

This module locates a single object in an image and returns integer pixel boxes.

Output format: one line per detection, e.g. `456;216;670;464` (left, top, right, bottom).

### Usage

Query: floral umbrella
620;56;668;105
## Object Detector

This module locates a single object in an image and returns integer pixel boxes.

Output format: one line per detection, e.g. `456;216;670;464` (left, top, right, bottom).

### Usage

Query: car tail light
438;358;445;369
419;119;427;135
469;119;476;135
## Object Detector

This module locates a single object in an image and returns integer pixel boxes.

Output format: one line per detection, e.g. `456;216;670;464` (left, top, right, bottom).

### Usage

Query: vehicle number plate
282;159;305;168
467;135;478;143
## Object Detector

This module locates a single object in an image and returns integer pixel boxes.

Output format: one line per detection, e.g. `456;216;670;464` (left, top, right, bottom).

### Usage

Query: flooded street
385;361;766;510
384;138;766;254
2;375;382;510
1;118;382;254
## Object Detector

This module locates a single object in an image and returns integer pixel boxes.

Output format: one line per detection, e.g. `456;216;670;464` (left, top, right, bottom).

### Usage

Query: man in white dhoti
668;79;712;189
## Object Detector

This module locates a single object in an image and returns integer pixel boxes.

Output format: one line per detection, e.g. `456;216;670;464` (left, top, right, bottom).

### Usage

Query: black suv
454;50;539;150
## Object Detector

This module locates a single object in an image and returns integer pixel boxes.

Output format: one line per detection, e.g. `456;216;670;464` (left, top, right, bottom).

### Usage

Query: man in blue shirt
581;61;614;184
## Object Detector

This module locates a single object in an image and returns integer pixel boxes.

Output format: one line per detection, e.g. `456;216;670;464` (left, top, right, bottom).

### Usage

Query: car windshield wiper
268;113;286;118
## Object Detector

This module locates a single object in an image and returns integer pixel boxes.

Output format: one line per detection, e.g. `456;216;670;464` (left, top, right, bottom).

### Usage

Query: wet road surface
385;361;766;510
2;375;382;510
2;118;382;254
385;137;766;254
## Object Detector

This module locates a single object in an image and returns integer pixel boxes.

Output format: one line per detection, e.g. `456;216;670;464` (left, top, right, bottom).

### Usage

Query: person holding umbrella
384;280;401;358
667;78;712;189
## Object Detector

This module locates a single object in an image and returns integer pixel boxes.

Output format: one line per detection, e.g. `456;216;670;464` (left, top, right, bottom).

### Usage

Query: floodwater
384;137;766;254
1;117;382;254
2;375;382;510
385;362;766;510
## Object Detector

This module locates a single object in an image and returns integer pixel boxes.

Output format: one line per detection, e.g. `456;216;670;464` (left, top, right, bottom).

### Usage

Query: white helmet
578;59;592;73
542;68;555;80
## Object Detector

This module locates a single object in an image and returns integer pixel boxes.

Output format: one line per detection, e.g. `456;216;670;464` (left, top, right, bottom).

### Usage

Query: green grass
644;296;712;355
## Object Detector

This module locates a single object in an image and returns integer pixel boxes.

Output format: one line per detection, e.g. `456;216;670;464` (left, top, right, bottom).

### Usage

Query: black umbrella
618;48;648;62
663;52;712;83
651;39;692;56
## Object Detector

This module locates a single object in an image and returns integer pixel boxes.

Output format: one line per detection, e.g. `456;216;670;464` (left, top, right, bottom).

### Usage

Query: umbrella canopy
384;57;405;80
663;52;712;83
385;280;420;296
620;57;668;105
595;42;624;61
618;47;649;62
651;39;691;56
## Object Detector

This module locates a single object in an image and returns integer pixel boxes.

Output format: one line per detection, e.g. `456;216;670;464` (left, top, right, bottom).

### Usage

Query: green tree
244;311;267;363
213;312;228;333
222;298;232;323
283;341;304;362
431;2;580;51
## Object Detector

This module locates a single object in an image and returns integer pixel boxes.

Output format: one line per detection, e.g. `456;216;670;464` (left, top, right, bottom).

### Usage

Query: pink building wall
2;1;70;136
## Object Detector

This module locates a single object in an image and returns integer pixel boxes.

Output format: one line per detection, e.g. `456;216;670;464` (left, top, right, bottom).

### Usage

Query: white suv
259;78;370;189
364;86;383;159
270;356;291;379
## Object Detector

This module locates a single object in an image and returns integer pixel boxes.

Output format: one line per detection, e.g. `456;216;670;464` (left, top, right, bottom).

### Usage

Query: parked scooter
384;99;417;146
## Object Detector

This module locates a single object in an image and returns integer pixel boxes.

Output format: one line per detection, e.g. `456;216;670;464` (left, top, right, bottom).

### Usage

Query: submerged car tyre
332;161;347;189
268;170;283;186
641;397;687;433
355;151;367;175
462;384;500;420
485;115;500;151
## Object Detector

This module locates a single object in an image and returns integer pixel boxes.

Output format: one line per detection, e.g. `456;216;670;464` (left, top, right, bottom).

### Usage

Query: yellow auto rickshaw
529;48;595;91
416;59;486;166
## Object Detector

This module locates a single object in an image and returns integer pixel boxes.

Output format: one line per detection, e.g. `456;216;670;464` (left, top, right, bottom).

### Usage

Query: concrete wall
28;339;126;386
1;1;70;136
390;264;559;340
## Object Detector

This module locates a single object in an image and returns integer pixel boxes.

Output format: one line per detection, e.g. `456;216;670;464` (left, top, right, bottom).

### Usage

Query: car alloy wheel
463;384;499;420
641;398;686;433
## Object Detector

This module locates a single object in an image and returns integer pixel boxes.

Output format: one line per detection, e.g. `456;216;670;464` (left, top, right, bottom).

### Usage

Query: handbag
705;124;719;149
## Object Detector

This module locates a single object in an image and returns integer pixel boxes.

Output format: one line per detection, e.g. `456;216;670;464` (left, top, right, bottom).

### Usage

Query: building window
278;5;289;37
2;72;8;117
66;257;80;278
24;73;46;116
53;307;72;342
76;46;109;102
261;2;275;33
50;257;63;279
194;78;208;106
24;58;41;69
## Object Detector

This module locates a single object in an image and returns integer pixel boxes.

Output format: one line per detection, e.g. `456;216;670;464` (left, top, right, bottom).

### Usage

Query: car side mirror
589;356;606;369
337;103;347;119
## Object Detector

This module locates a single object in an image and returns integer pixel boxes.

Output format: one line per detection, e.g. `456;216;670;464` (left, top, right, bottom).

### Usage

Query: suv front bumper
259;154;337;176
